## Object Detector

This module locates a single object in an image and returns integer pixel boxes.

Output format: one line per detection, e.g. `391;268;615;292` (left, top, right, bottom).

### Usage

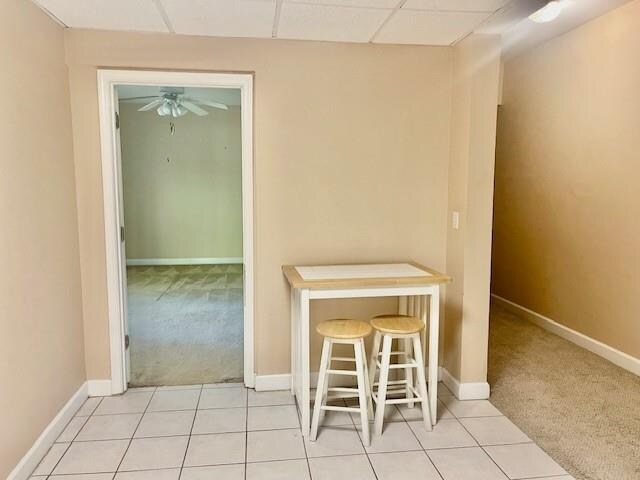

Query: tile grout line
383;391;538;478
401;405;447;480
462;404;571;478
453;412;515;479
299;395;314;479
347;393;379;480
39;443;73;479
178;384;204;478
113;390;155;475
37;396;107;477
62;412;92;443
244;387;248;480
45;387;559;479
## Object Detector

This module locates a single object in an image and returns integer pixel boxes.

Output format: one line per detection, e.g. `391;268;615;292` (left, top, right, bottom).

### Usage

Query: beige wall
119;103;243;260
444;35;502;383
493;0;640;358
64;30;454;378
0;1;85;477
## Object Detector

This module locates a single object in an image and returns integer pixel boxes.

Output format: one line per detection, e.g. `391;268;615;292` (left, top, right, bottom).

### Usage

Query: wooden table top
282;261;451;289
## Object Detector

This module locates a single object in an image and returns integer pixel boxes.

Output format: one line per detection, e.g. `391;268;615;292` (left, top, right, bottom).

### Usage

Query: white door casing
113;88;131;384
98;70;255;394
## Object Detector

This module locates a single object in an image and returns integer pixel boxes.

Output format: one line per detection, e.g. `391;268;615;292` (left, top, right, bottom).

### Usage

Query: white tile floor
31;383;574;480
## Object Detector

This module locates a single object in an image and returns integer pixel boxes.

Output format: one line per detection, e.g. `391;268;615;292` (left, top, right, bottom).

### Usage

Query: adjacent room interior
116;85;244;386
3;0;639;479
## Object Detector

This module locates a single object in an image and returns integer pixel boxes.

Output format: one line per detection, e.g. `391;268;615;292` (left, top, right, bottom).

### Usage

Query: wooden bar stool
368;314;432;436
310;319;373;446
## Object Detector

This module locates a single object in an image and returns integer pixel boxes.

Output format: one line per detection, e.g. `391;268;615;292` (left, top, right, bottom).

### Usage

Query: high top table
283;262;451;437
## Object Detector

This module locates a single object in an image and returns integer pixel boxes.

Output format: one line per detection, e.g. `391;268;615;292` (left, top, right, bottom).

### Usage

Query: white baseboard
126;257;243;266
440;367;490;400
87;379;112;397
8;382;88;480
492;294;640;377
255;368;444;393
255;374;290;391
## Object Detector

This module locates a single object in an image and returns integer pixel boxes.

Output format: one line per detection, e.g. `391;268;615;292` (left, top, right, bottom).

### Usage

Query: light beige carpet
488;302;640;480
126;264;243;387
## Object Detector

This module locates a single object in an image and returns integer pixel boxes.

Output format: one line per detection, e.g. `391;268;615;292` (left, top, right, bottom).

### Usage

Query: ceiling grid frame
152;0;175;33
272;0;284;37
368;0;408;43
31;0;635;53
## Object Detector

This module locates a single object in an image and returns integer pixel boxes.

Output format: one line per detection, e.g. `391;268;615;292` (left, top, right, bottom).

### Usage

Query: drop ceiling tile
287;0;399;8
160;0;277;38
374;9;490;45
402;0;510;12
35;0;169;32
278;3;390;43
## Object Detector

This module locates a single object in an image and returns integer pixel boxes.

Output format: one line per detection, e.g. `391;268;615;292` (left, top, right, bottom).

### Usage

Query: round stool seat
370;314;424;334
316;319;372;339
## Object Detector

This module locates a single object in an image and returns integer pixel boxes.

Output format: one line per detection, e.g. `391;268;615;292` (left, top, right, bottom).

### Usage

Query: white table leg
299;288;311;437
428;286;440;426
290;288;297;394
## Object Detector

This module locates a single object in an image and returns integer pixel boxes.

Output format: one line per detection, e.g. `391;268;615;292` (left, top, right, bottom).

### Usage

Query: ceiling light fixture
529;1;565;23
120;87;228;118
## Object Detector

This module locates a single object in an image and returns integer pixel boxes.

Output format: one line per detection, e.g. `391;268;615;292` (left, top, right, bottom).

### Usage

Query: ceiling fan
120;87;228;117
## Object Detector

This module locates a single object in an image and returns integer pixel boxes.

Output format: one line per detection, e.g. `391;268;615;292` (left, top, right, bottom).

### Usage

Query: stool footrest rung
326;394;358;402
320;405;360;413
373;379;408;387
331;356;356;362
327;369;358;376
381;387;408;395
375;360;418;370
385;396;424;405
372;384;421;400
327;387;359;394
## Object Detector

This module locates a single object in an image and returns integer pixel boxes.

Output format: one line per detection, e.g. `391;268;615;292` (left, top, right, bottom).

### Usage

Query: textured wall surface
65;30;454;378
493;0;640;358
0;1;85;476
119;102;242;260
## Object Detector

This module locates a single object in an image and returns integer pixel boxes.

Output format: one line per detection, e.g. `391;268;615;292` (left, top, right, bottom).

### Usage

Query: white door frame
97;69;255;394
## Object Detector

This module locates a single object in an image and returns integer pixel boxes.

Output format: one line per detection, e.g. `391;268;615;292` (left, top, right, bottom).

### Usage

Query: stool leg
362;342;374;420
374;334;392;436
311;337;331;441
354;339;370;446
368;330;381;402
403;337;415;408
319;340;333;424
412;335;432;432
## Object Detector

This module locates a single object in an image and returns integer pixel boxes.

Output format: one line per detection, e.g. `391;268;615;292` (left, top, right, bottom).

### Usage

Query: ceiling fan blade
120;96;159;101
138;98;164;111
181;101;208;116
184;97;228;110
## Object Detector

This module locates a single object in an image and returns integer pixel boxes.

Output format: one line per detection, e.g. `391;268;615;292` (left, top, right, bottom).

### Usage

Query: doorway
98;71;254;394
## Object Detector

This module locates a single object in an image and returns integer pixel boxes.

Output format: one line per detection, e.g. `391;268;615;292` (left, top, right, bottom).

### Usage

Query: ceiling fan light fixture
126;89;228;117
529;1;565;23
173;103;188;117
157;102;172;116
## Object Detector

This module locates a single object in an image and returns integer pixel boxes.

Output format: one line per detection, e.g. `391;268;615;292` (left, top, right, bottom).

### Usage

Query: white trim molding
255;374;291;391
8;383;88;480
255;367;444;393
126;257;243;266
492;294;640;377
97;69;255;393
255;373;355;392
440;368;490;400
87;380;113;397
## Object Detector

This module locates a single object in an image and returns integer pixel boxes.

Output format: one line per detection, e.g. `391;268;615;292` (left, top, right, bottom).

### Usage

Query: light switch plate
452;211;460;230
